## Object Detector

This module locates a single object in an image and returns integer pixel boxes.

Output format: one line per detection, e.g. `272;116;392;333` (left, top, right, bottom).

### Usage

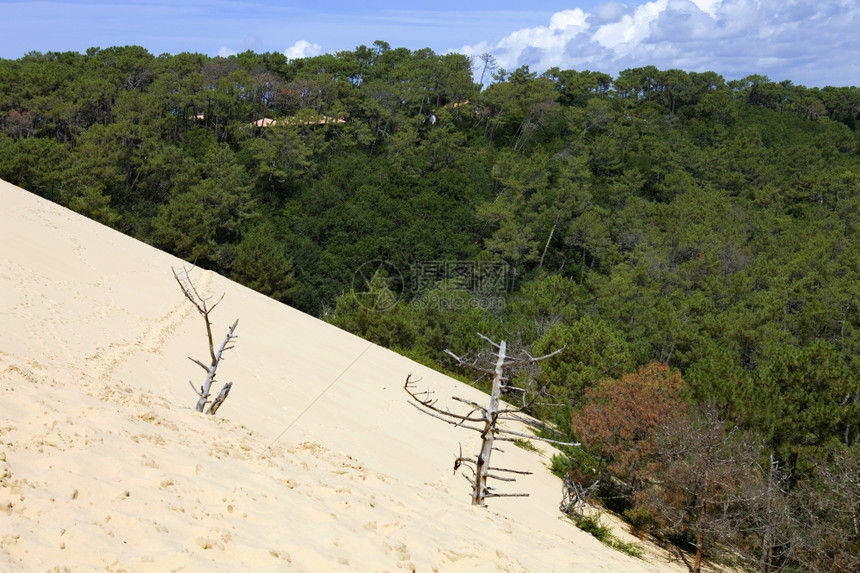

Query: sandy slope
0;178;695;572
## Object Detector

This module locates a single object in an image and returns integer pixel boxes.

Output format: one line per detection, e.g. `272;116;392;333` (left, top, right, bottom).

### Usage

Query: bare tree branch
444;348;495;376
406;401;485;430
476;333;501;349
189;357;209;371
496;427;581;446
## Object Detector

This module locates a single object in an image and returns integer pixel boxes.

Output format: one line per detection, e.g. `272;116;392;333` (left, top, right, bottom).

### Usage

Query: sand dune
0;178;694;571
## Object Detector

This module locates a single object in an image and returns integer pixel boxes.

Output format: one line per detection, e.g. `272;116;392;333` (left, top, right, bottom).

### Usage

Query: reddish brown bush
572;361;686;494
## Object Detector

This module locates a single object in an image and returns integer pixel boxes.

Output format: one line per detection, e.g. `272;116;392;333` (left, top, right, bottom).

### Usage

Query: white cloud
217;47;237;58
590;2;628;24
462;8;589;72
284;40;322;60
690;0;721;18
593;0;667;54
458;0;860;86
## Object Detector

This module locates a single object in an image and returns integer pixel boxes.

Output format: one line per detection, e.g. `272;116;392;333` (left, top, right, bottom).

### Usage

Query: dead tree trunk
173;266;238;415
405;333;577;506
471;339;508;505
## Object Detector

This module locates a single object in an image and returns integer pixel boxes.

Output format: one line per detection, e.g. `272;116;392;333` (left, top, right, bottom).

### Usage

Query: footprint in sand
84;270;209;380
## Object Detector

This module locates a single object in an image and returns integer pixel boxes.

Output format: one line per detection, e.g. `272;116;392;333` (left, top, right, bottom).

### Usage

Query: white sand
0;178;696;572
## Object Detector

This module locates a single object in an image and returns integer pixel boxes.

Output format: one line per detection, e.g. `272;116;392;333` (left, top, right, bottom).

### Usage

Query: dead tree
560;474;600;516
172;266;238;415
404;333;578;506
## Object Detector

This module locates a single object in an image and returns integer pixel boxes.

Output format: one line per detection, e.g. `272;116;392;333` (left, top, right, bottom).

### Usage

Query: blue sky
3;1;858;87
